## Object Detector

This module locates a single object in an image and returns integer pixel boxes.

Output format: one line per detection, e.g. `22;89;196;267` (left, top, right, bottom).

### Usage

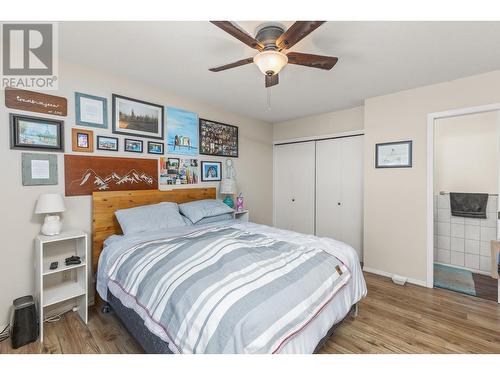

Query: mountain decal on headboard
75;168;156;191
64;155;158;196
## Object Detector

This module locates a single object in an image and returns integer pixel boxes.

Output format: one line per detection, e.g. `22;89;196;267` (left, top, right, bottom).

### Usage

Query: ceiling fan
209;21;338;88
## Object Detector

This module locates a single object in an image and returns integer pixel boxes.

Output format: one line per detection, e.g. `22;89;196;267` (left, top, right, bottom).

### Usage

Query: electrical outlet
62;270;71;281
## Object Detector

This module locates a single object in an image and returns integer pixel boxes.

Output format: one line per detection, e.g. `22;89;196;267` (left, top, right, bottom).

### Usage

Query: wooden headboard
92;187;216;277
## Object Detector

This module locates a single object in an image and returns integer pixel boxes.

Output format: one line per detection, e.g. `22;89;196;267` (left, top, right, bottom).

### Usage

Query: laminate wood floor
1;273;499;354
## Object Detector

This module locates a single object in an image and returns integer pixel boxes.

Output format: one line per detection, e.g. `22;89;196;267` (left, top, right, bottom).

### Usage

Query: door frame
426;103;500;288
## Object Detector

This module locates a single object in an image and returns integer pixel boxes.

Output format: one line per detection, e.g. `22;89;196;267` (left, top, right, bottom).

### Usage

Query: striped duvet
107;225;351;354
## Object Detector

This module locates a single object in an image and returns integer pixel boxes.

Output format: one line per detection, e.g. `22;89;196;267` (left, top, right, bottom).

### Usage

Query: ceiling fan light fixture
253;50;288;76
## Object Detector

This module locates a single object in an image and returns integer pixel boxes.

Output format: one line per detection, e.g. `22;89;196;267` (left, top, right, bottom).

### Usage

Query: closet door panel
274;142;315;234
315;136;364;259
315;139;343;239
339;136;364;257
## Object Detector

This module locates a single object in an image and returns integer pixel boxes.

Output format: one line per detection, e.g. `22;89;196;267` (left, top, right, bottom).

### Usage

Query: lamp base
223;195;234;208
41;214;62;236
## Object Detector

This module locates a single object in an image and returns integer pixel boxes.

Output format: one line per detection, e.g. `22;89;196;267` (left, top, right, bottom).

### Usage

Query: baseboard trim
363;266;428;287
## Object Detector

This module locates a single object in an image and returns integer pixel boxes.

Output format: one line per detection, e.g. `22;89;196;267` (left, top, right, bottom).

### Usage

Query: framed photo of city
199;118;238;157
112;94;164;139
97;136;119;152
10;114;64;152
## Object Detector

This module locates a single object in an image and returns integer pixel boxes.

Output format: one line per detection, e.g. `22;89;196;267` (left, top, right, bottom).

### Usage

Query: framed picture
97;136;119;151
148;141;164;155
10;114;64;152
199;118;238;157
159;157;198;185
201;161;222;181
21;153;58;186
75;92;108;129
112;94;164;139
375;140;412;168
166;107;199;156
124;138;143;153
72;128;94;152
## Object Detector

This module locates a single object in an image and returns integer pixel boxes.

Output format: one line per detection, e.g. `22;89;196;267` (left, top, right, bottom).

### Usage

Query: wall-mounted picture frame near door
375;140;413;168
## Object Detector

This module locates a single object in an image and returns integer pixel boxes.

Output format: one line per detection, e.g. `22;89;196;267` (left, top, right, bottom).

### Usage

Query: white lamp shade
35;193;65;214
253;50;288;76
220;178;237;194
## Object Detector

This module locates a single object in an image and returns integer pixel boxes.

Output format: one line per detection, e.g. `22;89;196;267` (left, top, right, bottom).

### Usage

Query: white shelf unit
35;230;88;342
234;210;249;222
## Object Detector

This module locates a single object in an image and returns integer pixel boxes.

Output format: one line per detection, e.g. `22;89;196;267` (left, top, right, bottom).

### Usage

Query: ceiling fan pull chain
267;88;272;110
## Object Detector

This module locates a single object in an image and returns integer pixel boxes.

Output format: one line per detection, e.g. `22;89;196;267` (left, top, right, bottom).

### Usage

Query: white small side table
234;210;249;222
35;229;88;342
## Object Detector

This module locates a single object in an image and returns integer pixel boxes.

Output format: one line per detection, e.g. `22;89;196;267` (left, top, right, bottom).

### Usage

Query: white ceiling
60;21;500;123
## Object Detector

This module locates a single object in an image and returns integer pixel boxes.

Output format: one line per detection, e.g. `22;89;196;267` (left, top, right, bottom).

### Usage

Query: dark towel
449;192;489;219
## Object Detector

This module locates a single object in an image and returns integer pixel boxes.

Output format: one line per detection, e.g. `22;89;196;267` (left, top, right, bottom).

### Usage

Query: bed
92;188;367;354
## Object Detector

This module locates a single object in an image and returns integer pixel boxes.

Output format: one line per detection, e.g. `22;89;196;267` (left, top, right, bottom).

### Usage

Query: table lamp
220;178;236;208
35;193;65;236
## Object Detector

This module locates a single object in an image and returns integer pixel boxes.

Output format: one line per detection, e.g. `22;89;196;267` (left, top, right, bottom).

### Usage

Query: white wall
364;69;500;285
273;106;364;141
434;111;499;194
0;61;273;327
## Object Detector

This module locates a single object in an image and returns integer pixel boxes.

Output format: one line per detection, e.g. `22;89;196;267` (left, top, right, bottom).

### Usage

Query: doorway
427;105;500;303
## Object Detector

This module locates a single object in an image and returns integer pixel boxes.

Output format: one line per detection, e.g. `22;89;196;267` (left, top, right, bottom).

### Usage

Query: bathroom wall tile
450;237;464;252
464;218;480;226
465;225;480;240
437;236;450;250
451;216;465;224
450;251;464;267
434;222;438;234
480;215;497;228
450;223;465;238
480;227;496;242
480;241;491;256
438;195;450;209
480;256;492;272
464;239;479;254
487;197;497;212
437;222;450;236
437;208;450;223
437;249;451;263
465;253;480;270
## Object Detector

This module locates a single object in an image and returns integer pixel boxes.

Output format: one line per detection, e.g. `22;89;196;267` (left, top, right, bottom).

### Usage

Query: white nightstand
35;230;88;342
234;210;249;222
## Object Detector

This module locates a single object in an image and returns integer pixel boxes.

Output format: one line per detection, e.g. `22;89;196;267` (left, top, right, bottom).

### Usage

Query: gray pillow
195;213;234;225
179;199;234;224
115;202;186;235
181;214;193;226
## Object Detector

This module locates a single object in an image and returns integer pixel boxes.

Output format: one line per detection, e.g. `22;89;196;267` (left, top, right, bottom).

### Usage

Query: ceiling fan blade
276;21;325;51
265;74;279;88
211;21;264;51
286;52;338;70
209;57;254;72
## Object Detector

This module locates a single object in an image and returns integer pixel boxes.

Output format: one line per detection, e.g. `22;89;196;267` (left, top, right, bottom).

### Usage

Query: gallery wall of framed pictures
7;87;240;193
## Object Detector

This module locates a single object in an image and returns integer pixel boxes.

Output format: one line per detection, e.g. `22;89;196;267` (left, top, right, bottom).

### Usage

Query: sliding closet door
274;142;315;234
316;136;363;258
